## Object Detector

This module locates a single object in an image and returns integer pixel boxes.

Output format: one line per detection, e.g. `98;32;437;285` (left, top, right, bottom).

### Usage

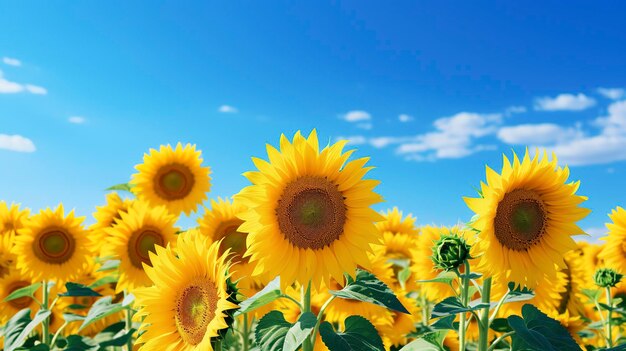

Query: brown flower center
215;220;248;263
276;176;346;250
33;228;76;264
175;280;218;346
127;227;164;268
154;163;195;200
7;281;33;309
494;189;547;251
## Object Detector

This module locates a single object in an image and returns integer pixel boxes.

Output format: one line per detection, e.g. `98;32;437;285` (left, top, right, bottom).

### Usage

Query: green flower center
494;189;547;251
33;228;76;264
154;163;195;200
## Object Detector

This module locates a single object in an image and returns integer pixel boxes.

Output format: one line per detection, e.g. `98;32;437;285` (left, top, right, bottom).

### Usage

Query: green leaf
430;315;457;330
5;309;51;351
236;277;281;316
105;183;133;192
3;309;32;351
92;321;127;345
60;282;102;297
284;312;316;351
14;344;50;351
507;304;580;351
330;269;409;314
3;283;41;303
417;271;456;285
504;282;535;304
79;296;125;332
96;259;120;272
254;310;292;351
490;318;512;333
431;296;485;319
88;275;117;289
399;335;446;351
397;266;412;290
582;288;601;302
64;335;99;351
319;315;385;351
62;313;86;323
98;328;136;347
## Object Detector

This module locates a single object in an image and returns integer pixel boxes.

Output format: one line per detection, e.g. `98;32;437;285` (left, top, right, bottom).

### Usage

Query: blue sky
1;1;625;240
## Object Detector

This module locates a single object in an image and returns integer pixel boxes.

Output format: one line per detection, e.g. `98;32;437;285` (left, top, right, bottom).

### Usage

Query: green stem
50;321;69;347
421;294;429;325
478;277;492;351
243;313;250;351
41;281;50;345
458;262;471;351
280;293;303;309
311;295;336;349
487;331;515;351
302;281;313;351
606;287;613;348
488;290;510;324
215;339;222;350
125;306;134;351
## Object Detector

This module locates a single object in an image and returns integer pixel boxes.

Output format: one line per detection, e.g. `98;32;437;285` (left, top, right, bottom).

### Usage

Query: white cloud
497;123;581;145
396;112;502;160
341;110;371;122
25;84;47;95
2;57;21;67
534;93;596;111
504;105;526;116
0;134;36;152
335;135;367;145
574;227;606;243
597;87;625;100
0;71;47;95
218;105;238;113
68;116;86;124
398;114;413;122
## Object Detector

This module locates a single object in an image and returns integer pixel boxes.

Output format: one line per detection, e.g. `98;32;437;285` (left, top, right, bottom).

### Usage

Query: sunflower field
1;129;626;351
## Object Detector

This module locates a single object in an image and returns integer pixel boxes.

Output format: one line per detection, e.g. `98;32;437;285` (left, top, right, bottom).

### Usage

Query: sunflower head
599;207;626;275
0;268;39;324
0;201;29;263
102;202;179;293
431;233;472;271
464;149;590;288
134;231;238;350
131;143;211;216
376;207;419;236
594;268;623;288
236;130;383;289
12;204;92;284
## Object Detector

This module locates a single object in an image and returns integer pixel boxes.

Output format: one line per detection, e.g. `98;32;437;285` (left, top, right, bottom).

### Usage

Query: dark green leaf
105;183;133;192
60;282;102;297
64;335;99;351
14;344;49;351
79;296;125;332
330;269;409;314
3;283;41;303
431;296;484;319
236;277;281;316
319;315;385;351
6;309;51;351
254;310;292;351
88;275;117;289
507;304;580;351
430;315;457;330
284;312;316;351
98;328;136;347
490;318;512;333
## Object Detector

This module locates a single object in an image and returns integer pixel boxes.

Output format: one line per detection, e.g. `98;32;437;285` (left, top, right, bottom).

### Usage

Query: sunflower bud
432;233;472;271
594;268;623;288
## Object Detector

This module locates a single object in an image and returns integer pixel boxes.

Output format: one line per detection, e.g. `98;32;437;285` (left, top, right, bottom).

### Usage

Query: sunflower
198;197;267;294
323;279;394;327
0;268;40;324
12;204;92;284
0;201;29;264
377;291;420;348
131;143;211;216
411;226;464;302
464;150;590;288
102;202;178;293
377;231;419;290
599;207;626;273
134;232;238;351
376;207;419;236
578;241;604;289
236;130;383;289
90;192;134;252
555;249;589;317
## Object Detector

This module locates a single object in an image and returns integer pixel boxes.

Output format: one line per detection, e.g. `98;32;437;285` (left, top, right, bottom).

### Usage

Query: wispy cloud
398;114;413;122
2;57;21;67
218;105;238;113
504;105;526;116
68;116;86;124
336;135;367;145
497;123;582;145
534;93;596;111
574;227;606;243
597;87;625;100
0;134;36;152
0;70;47;95
341;110;371;122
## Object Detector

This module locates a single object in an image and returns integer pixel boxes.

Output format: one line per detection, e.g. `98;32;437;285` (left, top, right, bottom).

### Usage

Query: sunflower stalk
478;277;492;351
242;313;250;351
606;286;614;348
125;291;134;351
458;261;471;351
50;321;69;347
302;281;313;351
41;280;50;345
